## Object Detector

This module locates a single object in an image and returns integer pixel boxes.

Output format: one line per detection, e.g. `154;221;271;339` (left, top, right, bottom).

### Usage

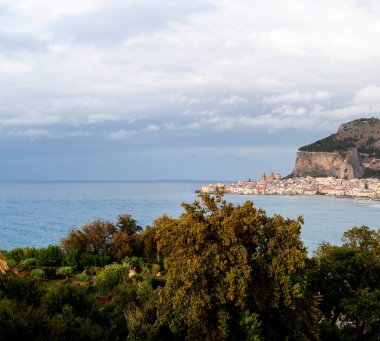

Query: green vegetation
359;146;380;158
1;194;380;340
56;266;73;279
299;118;380;158
299;134;357;152
363;168;380;178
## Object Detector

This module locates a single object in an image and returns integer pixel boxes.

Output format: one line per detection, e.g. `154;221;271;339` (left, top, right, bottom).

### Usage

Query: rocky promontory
200;117;380;199
292;118;380;179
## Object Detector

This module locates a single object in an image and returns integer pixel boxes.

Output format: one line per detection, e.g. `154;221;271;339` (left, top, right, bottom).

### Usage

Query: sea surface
0;181;379;253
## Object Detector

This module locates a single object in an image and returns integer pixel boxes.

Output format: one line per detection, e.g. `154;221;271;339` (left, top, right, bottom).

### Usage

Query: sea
0;181;379;254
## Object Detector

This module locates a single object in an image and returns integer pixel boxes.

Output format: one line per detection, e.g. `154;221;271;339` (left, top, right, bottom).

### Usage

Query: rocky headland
201;118;380;199
293;117;380;179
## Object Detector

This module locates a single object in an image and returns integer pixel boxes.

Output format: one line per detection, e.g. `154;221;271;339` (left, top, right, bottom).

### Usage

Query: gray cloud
52;0;215;45
1;0;380;179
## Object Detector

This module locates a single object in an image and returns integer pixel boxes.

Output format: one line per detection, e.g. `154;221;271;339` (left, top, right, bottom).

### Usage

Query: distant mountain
292;118;380;179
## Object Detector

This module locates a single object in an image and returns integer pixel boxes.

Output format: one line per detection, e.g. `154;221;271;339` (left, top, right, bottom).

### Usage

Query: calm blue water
0;181;379;253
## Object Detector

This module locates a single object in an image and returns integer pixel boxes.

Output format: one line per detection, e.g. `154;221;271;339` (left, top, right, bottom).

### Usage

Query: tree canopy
156;193;319;340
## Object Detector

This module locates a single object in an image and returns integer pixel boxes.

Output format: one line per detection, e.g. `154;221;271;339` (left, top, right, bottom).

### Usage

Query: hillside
293;117;380;178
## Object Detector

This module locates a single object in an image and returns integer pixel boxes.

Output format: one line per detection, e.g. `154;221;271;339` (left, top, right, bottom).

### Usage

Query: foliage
35;245;65;267
5;246;65;268
340;288;380;339
60;220;116;259
2;201;380;340
139;225;160;262
239;311;262;341
56;266;73;279
95;263;130;294
299;134;357;152
117;214;142;235
76;273;90;282
363;168;380;178
110;215;143;262
30;269;46;279
79;254;111;267
124;256;144;272
0;298;48;340
19;258;37;271
156;193;318;340
310;226;380;339
60;214;148;266
0;274;46;306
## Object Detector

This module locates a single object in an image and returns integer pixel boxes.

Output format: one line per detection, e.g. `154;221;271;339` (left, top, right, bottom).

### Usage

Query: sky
1;0;380;181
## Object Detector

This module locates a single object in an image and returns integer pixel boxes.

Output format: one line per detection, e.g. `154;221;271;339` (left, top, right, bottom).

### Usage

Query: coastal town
201;172;380;199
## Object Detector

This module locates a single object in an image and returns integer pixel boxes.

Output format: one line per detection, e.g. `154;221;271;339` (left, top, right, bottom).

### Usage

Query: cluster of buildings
201;172;380;199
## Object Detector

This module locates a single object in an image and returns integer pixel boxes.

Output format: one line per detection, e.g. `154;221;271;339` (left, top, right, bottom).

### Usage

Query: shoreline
223;192;380;202
200;176;380;201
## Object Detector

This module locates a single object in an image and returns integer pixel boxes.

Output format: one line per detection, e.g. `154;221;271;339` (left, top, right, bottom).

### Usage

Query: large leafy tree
311;226;380;339
156;193;318;340
110;214;142;261
61;220;116;260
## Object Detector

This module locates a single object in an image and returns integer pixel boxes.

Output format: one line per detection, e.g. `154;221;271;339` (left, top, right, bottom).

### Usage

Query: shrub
96;263;130;294
4;248;24;263
150;263;160;276
19;258;37;271
123;256;144;272
77;273;90;282
35;266;60;277
87;266;102;275
56;266;73;279
5;259;16;268
0;275;45;306
35;245;65;267
30;269;46;279
80;254;111;268
141;265;151;277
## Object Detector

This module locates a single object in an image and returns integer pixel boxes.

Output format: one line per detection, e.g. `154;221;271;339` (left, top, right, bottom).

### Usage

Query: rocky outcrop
292;149;364;179
293;117;380;179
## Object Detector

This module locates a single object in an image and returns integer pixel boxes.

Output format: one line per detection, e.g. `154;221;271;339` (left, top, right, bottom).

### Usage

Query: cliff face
293;117;380;179
292;150;363;179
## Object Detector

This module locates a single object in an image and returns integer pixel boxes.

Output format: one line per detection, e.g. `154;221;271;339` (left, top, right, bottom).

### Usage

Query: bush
5;259;16;268
132;275;144;282
0;275;46;306
123;256;144;272
35;266;60;277
96;263;130;294
150;263;161;276
80;254;111;268
56;266;73;279
87;266;102;275
41;282;97;317
30;269;46;279
4;248;24;263
35;245;65;267
19;258;37;271
77;273;90;282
